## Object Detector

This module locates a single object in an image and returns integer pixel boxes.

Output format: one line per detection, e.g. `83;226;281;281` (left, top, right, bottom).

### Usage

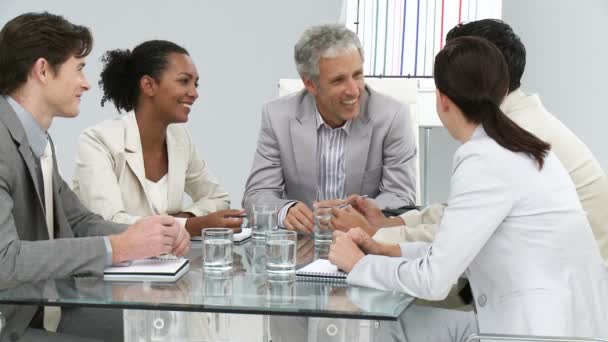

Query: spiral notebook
104;258;190;282
296;259;347;281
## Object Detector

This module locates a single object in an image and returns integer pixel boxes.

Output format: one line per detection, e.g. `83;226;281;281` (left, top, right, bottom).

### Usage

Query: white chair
464;333;608;342
278;78;422;205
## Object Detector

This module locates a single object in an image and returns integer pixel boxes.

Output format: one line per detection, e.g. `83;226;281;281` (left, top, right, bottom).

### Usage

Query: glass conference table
0;235;414;341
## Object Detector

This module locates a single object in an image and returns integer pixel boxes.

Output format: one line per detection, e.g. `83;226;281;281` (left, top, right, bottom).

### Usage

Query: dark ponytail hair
99;40;188;112
434;36;550;169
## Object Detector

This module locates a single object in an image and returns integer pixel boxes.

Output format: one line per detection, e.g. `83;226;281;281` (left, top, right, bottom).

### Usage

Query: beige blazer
376;90;608;265
72;112;230;224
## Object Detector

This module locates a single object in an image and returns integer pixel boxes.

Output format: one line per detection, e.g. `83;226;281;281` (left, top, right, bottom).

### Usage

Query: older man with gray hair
243;23;417;233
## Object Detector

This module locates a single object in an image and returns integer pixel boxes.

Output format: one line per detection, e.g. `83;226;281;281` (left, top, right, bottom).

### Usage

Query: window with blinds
343;0;502;77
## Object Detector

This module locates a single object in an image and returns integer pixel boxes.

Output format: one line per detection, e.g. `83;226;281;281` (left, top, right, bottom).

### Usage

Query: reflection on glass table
0;235;414;341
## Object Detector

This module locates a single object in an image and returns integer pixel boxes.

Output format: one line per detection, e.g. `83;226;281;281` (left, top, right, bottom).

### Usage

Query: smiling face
44;55;90;118
149;53;199;124
303;50;364;128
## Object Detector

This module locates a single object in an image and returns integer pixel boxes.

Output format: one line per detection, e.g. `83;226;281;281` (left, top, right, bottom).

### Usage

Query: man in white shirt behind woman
329;36;608;340
333;19;608;267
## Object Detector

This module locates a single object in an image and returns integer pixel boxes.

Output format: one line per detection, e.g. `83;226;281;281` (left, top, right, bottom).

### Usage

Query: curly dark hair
99;40;188;112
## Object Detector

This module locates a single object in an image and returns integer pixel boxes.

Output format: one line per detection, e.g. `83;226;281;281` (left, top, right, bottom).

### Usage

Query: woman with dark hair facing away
328;37;608;340
73;40;244;237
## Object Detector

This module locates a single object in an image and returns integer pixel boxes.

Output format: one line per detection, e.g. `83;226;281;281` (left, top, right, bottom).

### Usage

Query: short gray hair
294;24;363;83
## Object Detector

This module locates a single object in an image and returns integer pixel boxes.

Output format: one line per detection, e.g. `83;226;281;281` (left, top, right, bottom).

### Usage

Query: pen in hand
337;195;369;209
227;213;247;218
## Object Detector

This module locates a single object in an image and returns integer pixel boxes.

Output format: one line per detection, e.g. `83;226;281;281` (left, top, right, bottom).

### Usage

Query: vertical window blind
343;0;502;77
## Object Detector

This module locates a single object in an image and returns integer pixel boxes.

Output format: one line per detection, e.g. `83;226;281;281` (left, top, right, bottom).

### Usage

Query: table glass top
0;235;413;320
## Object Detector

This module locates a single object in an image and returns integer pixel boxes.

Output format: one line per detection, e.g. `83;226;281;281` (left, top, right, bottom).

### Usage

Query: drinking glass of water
265;230;297;274
266;273;296;304
249;239;267;275
313;204;334;245
202;228;233;271
202;269;233;305
252;203;278;240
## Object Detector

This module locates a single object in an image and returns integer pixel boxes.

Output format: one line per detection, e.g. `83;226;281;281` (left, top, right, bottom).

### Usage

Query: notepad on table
104;258;190;282
296;259;348;281
191;227;251;243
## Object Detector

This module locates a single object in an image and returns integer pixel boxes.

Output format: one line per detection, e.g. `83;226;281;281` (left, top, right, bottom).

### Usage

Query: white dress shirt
145;175;169;215
144;175;187;229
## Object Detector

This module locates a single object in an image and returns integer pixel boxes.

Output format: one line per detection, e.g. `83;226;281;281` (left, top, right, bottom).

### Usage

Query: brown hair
0;12;93;95
434;36;550;168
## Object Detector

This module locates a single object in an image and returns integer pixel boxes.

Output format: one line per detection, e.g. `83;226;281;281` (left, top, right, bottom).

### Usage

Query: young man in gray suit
242;24;417;233
0;12;190;341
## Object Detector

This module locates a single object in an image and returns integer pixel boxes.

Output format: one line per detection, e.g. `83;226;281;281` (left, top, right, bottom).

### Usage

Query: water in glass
203;238;233;271
314;210;333;245
253;206;277;239
265;230;296;274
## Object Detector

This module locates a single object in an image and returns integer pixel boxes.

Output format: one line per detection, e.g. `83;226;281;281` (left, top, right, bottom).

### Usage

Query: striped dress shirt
278;109;351;226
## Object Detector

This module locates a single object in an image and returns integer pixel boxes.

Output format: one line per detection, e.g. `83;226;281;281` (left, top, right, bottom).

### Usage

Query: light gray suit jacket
0;97;126;341
242;85;417;211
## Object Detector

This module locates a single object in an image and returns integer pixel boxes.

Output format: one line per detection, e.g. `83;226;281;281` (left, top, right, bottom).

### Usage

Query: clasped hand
285;195;380;235
110;215;191;264
328;228;383;273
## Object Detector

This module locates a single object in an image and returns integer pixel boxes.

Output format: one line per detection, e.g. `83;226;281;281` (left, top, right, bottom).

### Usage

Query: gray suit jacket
242;85;417;211
0;97;126;341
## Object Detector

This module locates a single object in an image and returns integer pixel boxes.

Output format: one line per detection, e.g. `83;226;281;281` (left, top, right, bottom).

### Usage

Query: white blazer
72;112;230;224
376;90;608;266
348;126;608;337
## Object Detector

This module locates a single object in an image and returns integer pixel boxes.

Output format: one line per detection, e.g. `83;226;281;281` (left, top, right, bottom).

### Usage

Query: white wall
3;1;606;206
504;0;608;169
0;0;342;207
423;0;608;203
